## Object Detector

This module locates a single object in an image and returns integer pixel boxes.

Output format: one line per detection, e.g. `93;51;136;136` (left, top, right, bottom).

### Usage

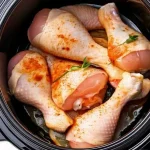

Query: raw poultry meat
30;46;150;107
30;47;108;111
66;72;143;148
8;51;73;132
28;8;124;86
98;3;150;72
7;2;150;148
61;4;102;30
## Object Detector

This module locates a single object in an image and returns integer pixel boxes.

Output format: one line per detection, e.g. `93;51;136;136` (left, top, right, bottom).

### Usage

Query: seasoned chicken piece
48;55;108;111
61;4;102;30
28;8;124;86
98;3;150;72
30;47;108;111
66;72;143;148
8;51;73;132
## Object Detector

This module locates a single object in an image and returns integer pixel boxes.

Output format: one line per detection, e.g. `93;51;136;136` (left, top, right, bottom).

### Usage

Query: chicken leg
66;72;143;148
98;3;150;72
61;4;102;30
8;51;73;132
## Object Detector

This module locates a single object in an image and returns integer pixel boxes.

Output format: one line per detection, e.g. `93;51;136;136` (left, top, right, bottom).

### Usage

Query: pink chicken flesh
47;54;108;111
98;3;150;72
30;47;108;111
61;4;102;30
8;51;73;132
28;8;124;86
66;72;143;148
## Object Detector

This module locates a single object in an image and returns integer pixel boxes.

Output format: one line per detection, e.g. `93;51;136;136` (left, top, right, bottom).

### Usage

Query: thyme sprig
53;57;91;83
120;35;138;45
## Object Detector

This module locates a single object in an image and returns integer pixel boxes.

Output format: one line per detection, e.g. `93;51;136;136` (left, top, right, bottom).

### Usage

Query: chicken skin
8;51;73;132
66;73;143;148
98;3;150;72
28;8;124;86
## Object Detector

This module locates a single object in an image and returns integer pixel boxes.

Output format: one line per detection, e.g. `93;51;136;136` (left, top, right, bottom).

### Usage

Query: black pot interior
0;0;150;149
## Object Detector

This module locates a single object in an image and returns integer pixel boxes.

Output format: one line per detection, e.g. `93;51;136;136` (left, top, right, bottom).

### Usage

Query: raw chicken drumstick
8;51;73;132
66;72;143;148
98;3;150;72
61;4;102;30
28;8;124;85
31;47;108;111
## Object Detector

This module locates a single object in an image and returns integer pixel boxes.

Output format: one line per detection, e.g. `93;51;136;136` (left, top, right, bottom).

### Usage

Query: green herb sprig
53;57;91;83
120;35;138;45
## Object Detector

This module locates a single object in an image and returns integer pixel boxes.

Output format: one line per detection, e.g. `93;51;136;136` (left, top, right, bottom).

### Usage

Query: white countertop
0;141;19;150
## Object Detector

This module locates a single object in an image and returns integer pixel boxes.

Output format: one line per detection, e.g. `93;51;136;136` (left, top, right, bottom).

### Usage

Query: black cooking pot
0;0;150;149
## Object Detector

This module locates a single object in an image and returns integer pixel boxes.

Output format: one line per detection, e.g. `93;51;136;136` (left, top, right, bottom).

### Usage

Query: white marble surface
0;141;19;150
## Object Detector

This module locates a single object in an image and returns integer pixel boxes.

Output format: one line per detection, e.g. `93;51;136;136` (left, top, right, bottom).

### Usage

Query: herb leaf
53;57;90;83
69;66;81;71
82;57;91;69
120;35;138;45
126;35;138;43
